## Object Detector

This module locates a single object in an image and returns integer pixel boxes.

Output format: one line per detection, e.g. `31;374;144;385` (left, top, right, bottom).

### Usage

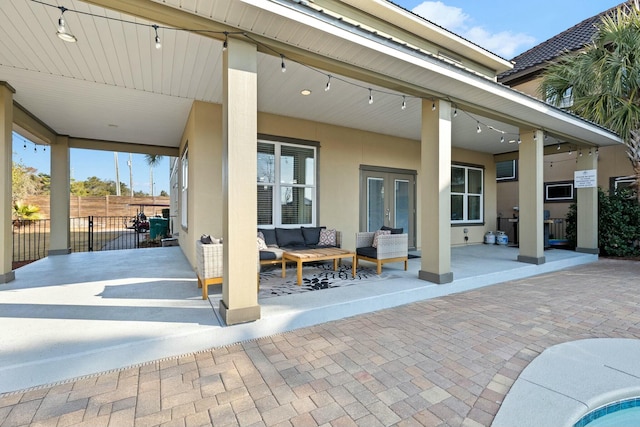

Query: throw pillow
318;229;337;246
257;236;268;250
257;231;265;241
381;225;403;234
200;234;213;244
372;229;391;248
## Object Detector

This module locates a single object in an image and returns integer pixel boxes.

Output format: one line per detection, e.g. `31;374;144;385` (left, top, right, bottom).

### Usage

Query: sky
12;0;624;193
394;0;624;58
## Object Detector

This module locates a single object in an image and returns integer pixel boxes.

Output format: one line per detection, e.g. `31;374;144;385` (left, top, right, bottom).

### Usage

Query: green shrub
566;188;640;256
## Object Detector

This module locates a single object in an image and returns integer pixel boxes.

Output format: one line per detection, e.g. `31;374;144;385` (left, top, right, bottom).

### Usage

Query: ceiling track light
544;131;548;140
56;6;77;43
453;108;457;118
368;89;373;105
222;32;228;51
401;96;407;110
152;25;161;49
325;75;331;91
280;55;286;73
557;144;561;150
431;101;436;111
476;122;481;133
500;136;505;143
517;136;521;144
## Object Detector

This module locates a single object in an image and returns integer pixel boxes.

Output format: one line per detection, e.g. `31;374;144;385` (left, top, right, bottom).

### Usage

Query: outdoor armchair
355;231;408;274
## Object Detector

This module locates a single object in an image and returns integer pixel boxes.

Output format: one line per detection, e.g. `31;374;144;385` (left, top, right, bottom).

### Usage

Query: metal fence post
88;216;94;252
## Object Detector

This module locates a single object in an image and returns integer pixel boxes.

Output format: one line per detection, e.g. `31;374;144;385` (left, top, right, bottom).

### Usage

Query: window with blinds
257;141;316;226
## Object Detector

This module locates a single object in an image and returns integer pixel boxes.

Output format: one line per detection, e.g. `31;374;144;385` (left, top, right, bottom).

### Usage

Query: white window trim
545;181;574;202
451;165;484;224
258;140;317;227
180;146;188;229
496;159;517;181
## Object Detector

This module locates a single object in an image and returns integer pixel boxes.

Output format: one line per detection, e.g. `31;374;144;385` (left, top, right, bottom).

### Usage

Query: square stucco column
575;151;599;254
49;136;71;255
0;82;15;283
419;99;453;284
517;129;545;265
219;38;260;325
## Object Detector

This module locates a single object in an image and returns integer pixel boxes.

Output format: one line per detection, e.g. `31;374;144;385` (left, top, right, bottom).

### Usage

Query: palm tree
540;1;640;199
144;154;163;197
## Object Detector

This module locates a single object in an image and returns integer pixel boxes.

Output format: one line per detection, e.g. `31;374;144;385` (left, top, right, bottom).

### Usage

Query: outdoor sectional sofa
258;227;341;266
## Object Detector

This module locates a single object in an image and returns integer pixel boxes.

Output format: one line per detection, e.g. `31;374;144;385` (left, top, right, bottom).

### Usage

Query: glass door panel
394;179;409;233
367;177;385;232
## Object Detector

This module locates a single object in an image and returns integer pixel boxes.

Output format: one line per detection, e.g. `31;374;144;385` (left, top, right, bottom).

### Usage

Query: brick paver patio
1;258;639;427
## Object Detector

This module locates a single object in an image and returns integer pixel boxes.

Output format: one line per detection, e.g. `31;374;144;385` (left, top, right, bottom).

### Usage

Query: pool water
575;398;640;427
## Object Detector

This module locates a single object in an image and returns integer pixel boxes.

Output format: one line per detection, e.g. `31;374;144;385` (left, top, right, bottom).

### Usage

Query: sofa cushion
356;246;377;258
381;226;403;234
301;226;325;246
372;229;391;248
275;228;305;247
258;228;278;246
318;229;337;246
261;248;284;260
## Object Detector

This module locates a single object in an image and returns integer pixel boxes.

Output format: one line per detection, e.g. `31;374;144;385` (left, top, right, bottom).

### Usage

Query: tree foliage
566;188;640;256
12;161;43;202
540;3;640;195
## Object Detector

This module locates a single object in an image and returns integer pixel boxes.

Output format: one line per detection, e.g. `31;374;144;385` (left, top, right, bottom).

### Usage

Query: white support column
418;99;453;284
517;129;545;265
0;82;15;283
49;136;71;255
219;37;260;325
576;150;599;254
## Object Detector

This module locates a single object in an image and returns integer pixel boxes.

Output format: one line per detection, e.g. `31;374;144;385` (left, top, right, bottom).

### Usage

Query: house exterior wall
179;101;498;267
178;101;223;267
498;75;634;228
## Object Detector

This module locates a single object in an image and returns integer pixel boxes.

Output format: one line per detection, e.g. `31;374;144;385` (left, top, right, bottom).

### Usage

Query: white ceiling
0;0;615;155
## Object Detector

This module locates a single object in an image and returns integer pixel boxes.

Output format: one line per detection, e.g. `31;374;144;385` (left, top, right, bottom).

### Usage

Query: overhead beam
69;138;178;157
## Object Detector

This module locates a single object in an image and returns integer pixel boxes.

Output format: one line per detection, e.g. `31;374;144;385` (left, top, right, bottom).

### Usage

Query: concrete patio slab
0;244;596;394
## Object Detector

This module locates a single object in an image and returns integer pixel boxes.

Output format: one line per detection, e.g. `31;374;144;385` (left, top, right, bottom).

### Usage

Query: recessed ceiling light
300;89;311;96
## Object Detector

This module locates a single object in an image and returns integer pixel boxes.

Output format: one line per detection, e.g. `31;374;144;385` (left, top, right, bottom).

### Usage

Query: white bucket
496;231;508;245
484;231;496;244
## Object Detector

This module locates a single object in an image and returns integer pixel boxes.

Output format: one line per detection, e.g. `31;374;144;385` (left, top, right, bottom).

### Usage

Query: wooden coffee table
282;248;356;285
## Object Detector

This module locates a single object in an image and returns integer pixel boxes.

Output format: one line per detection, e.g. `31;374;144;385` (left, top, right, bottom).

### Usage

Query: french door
360;167;416;249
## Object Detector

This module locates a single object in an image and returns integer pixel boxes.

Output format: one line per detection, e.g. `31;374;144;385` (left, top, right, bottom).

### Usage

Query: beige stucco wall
178;101;223;266
179;101;500;266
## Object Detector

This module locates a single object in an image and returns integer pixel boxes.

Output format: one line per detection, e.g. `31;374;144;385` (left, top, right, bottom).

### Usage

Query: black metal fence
12;216;147;267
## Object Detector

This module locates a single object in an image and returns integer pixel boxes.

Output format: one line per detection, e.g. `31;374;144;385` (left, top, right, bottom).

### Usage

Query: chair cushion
258;228;278;246
301;226;325;246
318;229;337;246
381;226;403;234
356;246;377;258
372;229;391;248
276;228;305;247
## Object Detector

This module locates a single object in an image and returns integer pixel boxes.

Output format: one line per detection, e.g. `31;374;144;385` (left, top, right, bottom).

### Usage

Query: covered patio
0;245;596;394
